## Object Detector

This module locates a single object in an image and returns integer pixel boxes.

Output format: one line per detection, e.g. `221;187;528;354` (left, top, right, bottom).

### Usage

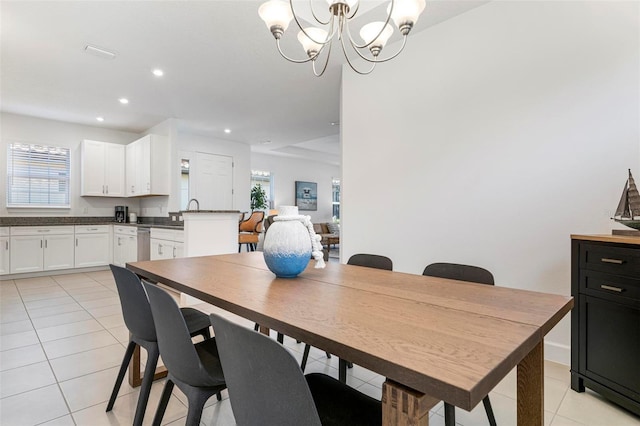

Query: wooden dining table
127;252;573;426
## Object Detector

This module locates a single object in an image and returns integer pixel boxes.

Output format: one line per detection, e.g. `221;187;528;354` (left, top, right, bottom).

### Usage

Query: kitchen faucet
187;198;200;211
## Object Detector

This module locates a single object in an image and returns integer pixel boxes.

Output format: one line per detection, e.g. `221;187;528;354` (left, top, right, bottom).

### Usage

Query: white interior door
194;153;233;210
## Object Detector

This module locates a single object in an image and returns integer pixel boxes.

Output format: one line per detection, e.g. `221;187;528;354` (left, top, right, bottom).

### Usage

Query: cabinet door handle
600;284;624;293
159;244;163;255
38;229;50;232
173;246;176;258
5;241;7;250
45;240;47;249
102;185;105;194
76;238;78;247
106;185;109;194
131;185;135;193
118;237;121;246
40;240;43;248
600;258;624;265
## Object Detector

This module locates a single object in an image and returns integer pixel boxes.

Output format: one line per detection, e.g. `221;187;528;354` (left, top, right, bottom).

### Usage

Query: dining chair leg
483;395;497;426
152;379;174;426
106;340;136;412
444;402;456;426
216;391;222;401
277;333;284;344
185;390;213;426
325;351;331;359
301;344;311;372
339;358;348;383
254;323;260;332
134;345;160;426
238;244;241;253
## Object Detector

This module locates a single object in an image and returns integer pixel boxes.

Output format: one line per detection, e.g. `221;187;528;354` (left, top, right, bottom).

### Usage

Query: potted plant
250;184;268;211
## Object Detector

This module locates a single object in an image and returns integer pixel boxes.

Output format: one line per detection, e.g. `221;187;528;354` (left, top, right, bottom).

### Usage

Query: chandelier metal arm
290;0;333;46
346;0;395;50
275;38;319;63
309;0;331;25
339;30;377;75
351;35;408;64
312;38;333;77
346;0;360;20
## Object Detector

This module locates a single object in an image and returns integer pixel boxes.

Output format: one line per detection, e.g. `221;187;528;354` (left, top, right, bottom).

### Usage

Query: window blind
7;143;70;208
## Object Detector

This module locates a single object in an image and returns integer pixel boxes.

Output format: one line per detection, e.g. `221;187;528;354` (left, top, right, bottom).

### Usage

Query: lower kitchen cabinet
10;227;75;274
150;228;184;260
113;226;138;267
74;225;110;268
1;228;10;275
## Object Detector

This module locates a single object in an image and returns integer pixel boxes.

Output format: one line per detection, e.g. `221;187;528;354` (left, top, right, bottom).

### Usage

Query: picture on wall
295;181;317;211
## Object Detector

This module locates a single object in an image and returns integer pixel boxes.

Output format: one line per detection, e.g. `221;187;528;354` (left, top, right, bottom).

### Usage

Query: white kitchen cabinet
113;226;138;267
81;140;125;197
74;225;110;268
10;226;74;273
150;228;184;260
125;134;169;197
0;228;10;275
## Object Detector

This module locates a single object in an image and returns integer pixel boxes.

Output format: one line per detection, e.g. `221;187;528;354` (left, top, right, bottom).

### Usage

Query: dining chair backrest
109;264;156;342
239;211;265;233
209;313;322;426
347;254;393;271
142;282;224;387
422;262;494;286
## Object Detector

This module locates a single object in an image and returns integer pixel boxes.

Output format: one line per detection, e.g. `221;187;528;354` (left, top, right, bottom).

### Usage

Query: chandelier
258;0;426;76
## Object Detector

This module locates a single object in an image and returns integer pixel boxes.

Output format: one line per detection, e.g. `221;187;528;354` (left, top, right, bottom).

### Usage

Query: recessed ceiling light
224;128;231;134
119;98;129;104
96;117;104;122
152;69;164;77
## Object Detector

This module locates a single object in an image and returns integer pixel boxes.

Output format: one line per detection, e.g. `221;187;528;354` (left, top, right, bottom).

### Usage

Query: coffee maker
115;206;128;223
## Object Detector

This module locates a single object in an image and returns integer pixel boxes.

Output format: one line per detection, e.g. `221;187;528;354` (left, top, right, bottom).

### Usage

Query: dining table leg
517;340;544;425
382;380;439;426
127;335;167;387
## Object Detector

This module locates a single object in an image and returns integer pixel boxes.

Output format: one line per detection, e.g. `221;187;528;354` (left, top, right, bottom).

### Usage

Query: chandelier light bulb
359;22;394;55
388;0;426;34
258;0;293;39
297;28;329;58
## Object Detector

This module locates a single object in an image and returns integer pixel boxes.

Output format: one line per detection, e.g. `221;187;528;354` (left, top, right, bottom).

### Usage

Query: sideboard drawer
580;243;640;276
581;270;640;301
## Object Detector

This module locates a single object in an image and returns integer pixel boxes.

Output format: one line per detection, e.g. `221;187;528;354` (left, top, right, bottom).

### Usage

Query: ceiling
1;1;488;165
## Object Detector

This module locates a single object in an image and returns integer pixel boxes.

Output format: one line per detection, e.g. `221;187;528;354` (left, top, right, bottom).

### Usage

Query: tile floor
1;269;640;426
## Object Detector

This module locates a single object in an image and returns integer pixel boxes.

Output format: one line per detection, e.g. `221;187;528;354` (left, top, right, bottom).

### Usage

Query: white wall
0;112;141;217
341;1;639;363
252;153;340;223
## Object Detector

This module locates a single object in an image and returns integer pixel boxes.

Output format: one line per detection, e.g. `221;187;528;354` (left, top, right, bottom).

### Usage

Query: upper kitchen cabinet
80;140;126;197
125;134;169;197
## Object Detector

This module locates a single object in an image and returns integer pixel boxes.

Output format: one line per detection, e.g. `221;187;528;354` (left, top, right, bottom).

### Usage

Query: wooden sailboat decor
613;169;640;230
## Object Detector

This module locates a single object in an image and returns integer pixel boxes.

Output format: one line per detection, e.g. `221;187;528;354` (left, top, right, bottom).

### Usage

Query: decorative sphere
263;216;311;278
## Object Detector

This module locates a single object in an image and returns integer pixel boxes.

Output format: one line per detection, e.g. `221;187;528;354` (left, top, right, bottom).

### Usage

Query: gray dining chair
209;312;382;426
106;265;212;426
422;262;497;426
142;282;227;426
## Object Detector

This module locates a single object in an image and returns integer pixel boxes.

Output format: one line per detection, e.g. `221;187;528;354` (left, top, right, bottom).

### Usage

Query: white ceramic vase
263;206;312;278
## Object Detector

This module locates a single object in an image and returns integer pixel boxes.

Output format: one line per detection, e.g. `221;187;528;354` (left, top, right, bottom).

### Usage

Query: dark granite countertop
0;217;183;230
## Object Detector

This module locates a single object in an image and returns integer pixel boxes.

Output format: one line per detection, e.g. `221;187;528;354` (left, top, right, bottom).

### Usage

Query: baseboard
545;340;570;366
0;265;110;281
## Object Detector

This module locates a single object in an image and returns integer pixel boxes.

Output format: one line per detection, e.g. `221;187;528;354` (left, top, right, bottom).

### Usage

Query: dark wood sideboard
571;234;640;416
